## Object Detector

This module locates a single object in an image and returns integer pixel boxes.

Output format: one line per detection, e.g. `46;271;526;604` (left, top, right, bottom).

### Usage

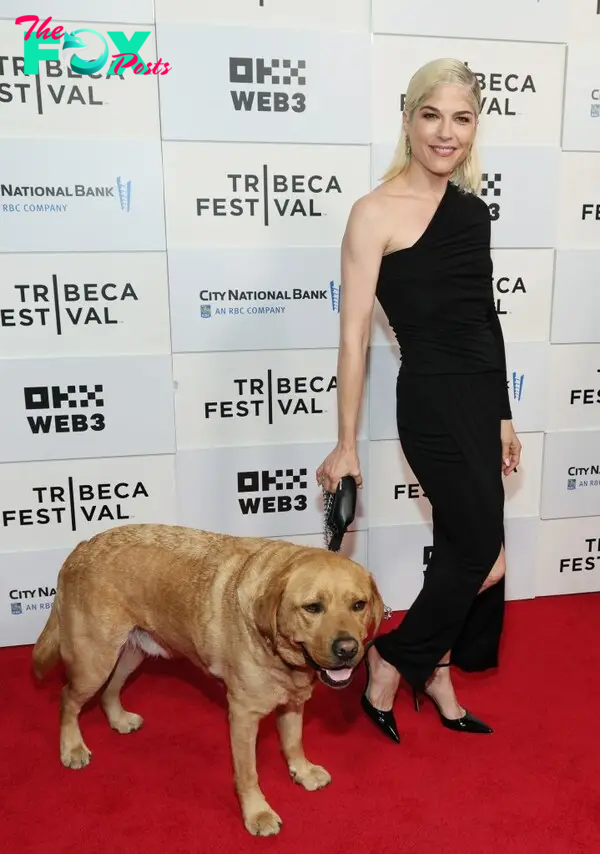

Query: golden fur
32;523;384;836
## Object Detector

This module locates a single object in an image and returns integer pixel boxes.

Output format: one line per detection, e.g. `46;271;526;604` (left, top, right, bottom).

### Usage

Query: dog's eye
302;602;324;614
352;600;367;611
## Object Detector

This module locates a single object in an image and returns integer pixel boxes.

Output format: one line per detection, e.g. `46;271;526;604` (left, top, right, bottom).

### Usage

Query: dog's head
254;547;384;689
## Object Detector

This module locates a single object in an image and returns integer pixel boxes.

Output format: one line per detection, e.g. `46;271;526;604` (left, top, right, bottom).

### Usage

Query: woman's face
404;83;478;177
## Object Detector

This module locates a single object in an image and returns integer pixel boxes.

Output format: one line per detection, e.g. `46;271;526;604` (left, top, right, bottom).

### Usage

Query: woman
316;58;522;743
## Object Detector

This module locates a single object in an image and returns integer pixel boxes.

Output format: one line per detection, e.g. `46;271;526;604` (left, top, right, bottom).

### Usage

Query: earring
405;137;411;154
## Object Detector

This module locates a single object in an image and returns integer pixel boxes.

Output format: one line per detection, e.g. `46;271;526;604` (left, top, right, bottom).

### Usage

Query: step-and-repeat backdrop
1;0;599;646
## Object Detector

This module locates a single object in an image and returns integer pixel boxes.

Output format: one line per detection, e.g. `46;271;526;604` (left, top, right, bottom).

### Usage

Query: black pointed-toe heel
360;644;401;744
412;664;493;734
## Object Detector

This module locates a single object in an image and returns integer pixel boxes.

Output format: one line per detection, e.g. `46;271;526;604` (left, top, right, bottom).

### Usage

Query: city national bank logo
15;15;172;77
1;477;151;532
204;370;336;425
24;383;105;434
199;280;340;319
196;167;342;225
237;468;308;515
1;276;139;334
511;371;524;402
229;56;306;114
566;465;600;492
0;176;132;216
10;586;55;616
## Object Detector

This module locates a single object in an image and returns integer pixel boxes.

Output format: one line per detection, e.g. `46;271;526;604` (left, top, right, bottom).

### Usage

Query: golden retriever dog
32;523;383;836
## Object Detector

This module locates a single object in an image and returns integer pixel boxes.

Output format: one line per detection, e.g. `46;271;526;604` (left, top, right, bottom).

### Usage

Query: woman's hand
316;444;363;493
501;420;521;477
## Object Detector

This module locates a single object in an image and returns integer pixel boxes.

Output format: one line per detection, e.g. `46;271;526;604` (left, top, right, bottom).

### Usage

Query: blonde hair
381;58;483;195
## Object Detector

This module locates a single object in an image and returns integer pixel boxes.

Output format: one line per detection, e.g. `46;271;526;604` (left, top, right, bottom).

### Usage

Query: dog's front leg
227;697;282;837
276;702;332;791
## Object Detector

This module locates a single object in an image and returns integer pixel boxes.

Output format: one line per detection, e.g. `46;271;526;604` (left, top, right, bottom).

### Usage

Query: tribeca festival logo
493;272;527;316
199;280;340;319
196;167;342;225
15;15;172;77
204;370;335;425
558;536;600;574
1;477;151;532
229;56;306;114
237;467;308;516
1;276;138;334
570;368;600;406
0;176;132;216
23;383;105;434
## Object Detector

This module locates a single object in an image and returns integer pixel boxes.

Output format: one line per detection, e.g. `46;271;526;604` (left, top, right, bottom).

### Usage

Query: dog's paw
289;761;332;791
244;808;283;837
109;711;144;734
61;742;92;770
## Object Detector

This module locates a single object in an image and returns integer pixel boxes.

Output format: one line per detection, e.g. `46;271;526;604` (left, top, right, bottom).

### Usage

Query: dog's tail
31;596;61;680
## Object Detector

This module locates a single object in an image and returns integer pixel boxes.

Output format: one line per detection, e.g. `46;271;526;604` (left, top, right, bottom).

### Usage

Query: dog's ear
254;567;292;645
368;573;385;634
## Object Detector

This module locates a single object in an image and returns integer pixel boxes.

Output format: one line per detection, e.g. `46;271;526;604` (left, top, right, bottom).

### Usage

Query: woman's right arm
316;195;387;491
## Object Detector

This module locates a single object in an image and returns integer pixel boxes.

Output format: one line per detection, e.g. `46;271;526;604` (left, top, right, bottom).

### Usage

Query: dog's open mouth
300;645;356;689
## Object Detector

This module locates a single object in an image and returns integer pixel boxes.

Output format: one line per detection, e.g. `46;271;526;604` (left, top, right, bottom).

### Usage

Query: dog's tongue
325;668;353;682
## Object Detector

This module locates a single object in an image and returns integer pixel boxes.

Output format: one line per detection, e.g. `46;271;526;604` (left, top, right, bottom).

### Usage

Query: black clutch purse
323;475;357;552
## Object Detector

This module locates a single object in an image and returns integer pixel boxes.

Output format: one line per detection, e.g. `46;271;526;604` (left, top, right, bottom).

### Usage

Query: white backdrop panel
372;35;565;147
0;356;175;462
0;20;160;139
162;141;371;249
366;515;538;612
0;454;177;552
157;25;371;144
0;547;70;647
154;0;370;30
0;1;155;23
548;344;600;431
372;250;555;347
168;247;341;353
537;517;600;597
372;145;559;248
368;343;548;439
562;42;600;152
368;432;544;527
551;252;600;344
173;350;367;449
0;139;166;253
541;430;600;520
0;252;171;358
567;0;600;42
558;153;600;250
371;0;567;43
176;441;369;537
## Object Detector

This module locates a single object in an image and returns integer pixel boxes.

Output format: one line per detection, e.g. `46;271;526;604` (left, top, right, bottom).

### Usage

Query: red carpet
2;594;600;854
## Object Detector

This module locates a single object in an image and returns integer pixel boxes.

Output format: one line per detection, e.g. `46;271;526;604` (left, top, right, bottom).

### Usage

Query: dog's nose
332;637;359;660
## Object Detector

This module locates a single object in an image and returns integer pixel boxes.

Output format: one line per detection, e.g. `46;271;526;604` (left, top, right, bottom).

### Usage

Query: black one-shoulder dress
372;179;512;691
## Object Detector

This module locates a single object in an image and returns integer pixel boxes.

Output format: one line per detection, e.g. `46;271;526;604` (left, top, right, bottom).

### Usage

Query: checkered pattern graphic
274;468;308;490
259;58;306;86
480;173;502;197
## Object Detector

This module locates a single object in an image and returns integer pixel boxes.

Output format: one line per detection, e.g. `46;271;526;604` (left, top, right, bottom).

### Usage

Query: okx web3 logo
15;15;172;77
229;56;307;114
24;383;106;435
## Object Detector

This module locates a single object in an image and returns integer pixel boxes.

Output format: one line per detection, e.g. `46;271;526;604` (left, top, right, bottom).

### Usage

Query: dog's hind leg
59;633;128;770
276;702;331;791
101;642;146;734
